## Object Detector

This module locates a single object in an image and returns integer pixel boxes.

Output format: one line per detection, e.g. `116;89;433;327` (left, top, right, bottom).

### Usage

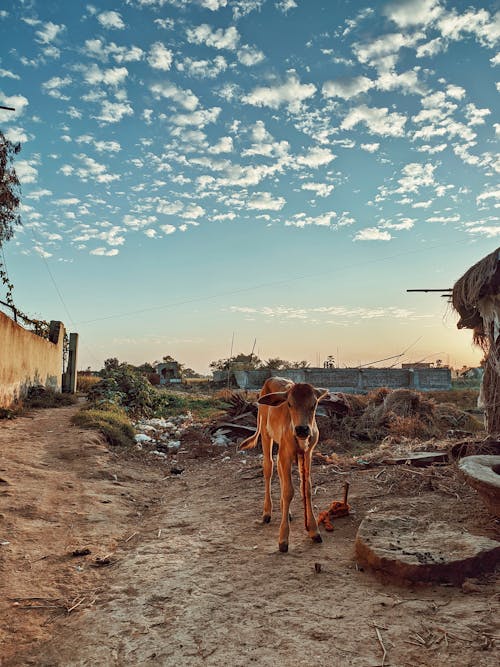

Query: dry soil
0;405;499;666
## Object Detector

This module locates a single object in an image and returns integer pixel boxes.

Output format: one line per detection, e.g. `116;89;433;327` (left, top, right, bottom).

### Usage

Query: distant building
156;361;182;385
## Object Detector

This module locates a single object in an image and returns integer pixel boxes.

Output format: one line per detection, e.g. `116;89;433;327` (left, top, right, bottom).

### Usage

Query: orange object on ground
318;482;350;531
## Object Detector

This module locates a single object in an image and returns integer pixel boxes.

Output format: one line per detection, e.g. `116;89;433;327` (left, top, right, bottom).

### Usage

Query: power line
76;240;462;326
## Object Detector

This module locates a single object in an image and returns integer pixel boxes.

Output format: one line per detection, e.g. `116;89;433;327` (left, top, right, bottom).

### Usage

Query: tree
0;131;22;245
288;360;310;369
210;352;262;372
264;357;288;370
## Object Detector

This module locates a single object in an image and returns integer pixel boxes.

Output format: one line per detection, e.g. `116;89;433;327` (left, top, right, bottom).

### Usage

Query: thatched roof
452;247;500;330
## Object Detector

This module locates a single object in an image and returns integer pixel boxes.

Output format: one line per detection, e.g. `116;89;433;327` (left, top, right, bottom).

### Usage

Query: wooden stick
67;597;86;614
343;481;350;505
125;532;138;543
374;625;388;667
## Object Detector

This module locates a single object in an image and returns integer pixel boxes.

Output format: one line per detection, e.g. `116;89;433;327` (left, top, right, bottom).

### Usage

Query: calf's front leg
277;455;293;553
298;449;322;543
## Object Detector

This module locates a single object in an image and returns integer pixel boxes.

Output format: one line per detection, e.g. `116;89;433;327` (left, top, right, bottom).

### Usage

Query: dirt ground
0;405;499;667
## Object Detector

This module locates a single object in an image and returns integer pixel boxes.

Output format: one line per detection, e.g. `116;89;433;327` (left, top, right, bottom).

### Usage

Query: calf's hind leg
261;430;273;523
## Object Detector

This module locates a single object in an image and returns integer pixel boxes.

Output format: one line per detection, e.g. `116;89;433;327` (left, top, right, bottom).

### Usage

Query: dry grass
76;375;101;393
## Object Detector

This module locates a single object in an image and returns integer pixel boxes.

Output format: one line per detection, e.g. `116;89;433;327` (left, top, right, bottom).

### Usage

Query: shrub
71;403;135;447
24;386;77;409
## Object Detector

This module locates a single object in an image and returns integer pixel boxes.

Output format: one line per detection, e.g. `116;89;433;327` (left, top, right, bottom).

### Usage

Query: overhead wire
75;240;462;326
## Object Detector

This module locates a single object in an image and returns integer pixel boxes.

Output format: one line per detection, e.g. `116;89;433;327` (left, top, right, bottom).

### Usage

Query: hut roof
452;247;500;330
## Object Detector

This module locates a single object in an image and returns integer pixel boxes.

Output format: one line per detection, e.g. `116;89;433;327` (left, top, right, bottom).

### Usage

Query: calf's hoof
311;534;323;544
278;541;289;553
263;514;271;524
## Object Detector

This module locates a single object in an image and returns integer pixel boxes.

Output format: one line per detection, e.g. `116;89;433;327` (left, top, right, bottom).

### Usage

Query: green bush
71;403;135;447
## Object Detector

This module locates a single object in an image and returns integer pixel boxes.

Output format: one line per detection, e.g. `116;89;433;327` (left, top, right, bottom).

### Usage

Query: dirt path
1;408;499;666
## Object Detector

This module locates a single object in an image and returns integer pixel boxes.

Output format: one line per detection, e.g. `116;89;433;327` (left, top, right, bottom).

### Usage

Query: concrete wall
233;367;452;392
0;312;65;408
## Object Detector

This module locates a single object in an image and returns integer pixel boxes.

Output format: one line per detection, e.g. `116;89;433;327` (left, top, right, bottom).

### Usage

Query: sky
0;0;499;374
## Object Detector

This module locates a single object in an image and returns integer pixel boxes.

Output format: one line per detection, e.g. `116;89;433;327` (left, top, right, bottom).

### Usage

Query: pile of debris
133;412;237;462
206;388;484;447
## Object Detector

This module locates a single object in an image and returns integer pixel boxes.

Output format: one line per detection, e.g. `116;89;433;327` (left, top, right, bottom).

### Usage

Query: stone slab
355;514;500;585
459;455;500;517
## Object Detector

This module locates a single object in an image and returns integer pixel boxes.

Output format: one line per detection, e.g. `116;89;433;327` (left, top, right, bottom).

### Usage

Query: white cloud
237;44;265;66
186;24;239;50
4;126;30;143
0;68;20;80
176;55;227;78
26;188;52;200
97;11;125;30
160;224;176;234
15;160;38;184
384;0;443;28
276;0;297;12
82;64;128;87
353;31;422;71
84;39;143;63
380;218;415;230
395;162;436;193
171;106;221;127
208;136;233;153
73;154;119;183
477;189;500;206
200;0;227;9
301;182;334;197
354;227;392;241
35;21;65;44
285;212;337;228
360;142;380;152
465;103;491;126
416;37;445;58
322;76;373;100
426;214;460;224
341;104;407;137
147;42;173;70
151;82;199;110
437;8;499;46
180;203;205;219
94;140;121;153
466;225;500;237
243;72;316;110
90;247;120;256
248;192;286;210
0;92;29;119
41;75;72;99
94;100;133;123
296;146;336;168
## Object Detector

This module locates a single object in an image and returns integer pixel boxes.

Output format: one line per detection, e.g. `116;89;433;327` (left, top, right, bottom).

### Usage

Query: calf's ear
258;391;288;407
314;387;329;401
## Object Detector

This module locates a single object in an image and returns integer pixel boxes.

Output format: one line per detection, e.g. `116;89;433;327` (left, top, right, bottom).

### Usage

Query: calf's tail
239;418;261;450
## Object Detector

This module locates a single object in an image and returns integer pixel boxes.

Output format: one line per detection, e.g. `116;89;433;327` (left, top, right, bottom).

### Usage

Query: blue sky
0;0;498;372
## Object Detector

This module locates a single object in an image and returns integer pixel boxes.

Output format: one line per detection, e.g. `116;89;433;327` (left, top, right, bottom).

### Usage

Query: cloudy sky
0;0;498;372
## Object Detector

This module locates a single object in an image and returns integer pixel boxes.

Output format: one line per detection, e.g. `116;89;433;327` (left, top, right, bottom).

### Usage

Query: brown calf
240;377;328;553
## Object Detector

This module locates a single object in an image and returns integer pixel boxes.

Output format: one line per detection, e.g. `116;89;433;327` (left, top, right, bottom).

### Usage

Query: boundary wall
0;312;65;408
231;367;452;392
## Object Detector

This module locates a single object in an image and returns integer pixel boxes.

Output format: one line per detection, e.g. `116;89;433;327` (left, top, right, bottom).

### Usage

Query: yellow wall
0;312;65;408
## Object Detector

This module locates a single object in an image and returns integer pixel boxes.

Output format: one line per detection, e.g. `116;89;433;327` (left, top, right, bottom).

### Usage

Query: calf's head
258;383;328;448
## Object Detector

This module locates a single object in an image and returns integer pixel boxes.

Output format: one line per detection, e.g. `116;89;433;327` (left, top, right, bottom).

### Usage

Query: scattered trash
134;433;153;444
